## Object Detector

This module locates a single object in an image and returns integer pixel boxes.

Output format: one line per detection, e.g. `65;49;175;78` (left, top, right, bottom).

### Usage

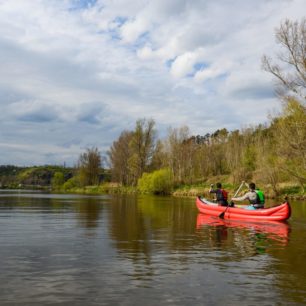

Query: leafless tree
78;147;102;186
262;18;306;101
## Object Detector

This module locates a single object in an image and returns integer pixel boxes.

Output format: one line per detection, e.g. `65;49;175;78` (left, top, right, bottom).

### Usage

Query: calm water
0;190;306;305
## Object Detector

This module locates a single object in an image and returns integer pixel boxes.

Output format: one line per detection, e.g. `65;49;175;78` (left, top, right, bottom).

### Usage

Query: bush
63;176;80;190
51;172;65;189
138;168;173;195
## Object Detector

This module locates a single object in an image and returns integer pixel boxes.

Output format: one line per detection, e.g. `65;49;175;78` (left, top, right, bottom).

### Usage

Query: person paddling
231;182;265;209
209;182;228;206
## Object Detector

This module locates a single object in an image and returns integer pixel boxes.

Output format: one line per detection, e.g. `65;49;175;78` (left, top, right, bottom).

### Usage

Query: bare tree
108;131;133;185
78;147;102;186
263;18;306;191
262;18;306;101
128;118;157;185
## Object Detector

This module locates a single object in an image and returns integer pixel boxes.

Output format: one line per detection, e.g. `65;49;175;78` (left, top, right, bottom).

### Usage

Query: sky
0;0;304;166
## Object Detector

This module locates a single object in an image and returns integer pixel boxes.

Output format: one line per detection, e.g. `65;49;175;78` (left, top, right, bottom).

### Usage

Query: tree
225;130;244;182
164;126;192;184
108;130;133;185
78;147;102;186
128;118;157;185
108;119;157;186
272;98;306;190
149;139;167;171
262;18;306;191
252;126;280;195
262;18;306;101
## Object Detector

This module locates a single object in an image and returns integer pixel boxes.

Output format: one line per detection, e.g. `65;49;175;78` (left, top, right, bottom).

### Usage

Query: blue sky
0;0;304;166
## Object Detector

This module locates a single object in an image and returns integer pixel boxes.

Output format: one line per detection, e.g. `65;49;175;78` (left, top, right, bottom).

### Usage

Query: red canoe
196;197;291;222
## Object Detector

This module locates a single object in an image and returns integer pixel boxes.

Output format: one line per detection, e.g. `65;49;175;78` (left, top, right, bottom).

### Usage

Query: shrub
51;172;65;189
138;168;173;195
63;176;79;190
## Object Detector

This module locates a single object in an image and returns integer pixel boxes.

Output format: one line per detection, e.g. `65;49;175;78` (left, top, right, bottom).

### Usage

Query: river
0;190;305;305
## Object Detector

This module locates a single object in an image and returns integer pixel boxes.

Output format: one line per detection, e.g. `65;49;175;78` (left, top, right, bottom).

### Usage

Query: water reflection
107;195;197;284
196;214;291;258
75;198;104;228
196;214;290;245
1;192;306;305
109;195;194;244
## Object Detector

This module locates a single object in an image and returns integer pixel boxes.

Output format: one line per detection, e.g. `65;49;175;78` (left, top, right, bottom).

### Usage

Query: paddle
219;181;245;219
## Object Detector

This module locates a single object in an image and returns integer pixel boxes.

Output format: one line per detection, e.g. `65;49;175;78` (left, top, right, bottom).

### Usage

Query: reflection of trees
109;195;295;284
0;194;69;211
268;202;306;304
3;192;306;302
1;193;104;229
108;195;201;280
108;195;292;264
75;197;103;228
108;195;152;258
268;226;306;304
108;195;197;251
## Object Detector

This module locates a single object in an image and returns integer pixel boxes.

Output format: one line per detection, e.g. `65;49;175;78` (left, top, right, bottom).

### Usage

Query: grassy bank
172;182;305;200
55;181;305;200
58;183;138;195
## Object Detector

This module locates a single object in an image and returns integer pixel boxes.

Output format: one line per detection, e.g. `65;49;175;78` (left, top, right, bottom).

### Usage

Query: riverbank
54;181;305;201
1;181;304;200
171;183;306;200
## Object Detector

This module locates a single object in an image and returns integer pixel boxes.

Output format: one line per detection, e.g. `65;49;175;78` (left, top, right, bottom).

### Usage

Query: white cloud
170;52;197;78
0;0;304;165
120;17;149;43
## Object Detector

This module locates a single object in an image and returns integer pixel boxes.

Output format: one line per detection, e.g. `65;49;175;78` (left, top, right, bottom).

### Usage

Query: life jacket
249;189;265;208
221;189;228;201
255;189;265;204
216;189;228;202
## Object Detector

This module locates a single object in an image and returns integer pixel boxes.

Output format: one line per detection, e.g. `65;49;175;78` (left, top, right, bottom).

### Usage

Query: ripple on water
0;194;306;305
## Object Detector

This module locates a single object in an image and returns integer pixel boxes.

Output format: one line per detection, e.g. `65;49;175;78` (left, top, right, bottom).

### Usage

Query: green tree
272;98;306;191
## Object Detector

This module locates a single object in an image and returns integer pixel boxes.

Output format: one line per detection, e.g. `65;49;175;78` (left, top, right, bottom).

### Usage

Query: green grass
280;185;302;195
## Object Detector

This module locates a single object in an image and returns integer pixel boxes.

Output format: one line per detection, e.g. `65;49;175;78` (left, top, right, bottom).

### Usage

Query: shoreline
0;184;305;201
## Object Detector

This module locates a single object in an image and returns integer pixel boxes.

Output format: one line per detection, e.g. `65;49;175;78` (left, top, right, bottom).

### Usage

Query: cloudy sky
0;0;304;166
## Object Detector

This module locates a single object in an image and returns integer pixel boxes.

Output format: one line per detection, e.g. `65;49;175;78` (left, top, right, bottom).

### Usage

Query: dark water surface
0;190;306;305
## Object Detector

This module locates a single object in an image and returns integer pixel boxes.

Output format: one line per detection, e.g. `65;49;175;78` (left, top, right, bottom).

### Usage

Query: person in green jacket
232;182;265;209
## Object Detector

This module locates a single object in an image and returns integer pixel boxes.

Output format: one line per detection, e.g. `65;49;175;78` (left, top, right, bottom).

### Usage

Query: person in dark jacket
209;182;228;206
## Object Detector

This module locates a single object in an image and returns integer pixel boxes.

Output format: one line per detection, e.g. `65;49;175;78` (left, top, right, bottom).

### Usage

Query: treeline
0;161;111;190
0;165;73;189
108;97;305;195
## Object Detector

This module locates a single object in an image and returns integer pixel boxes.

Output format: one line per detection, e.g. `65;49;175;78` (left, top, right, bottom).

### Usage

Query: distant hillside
0;165;73;188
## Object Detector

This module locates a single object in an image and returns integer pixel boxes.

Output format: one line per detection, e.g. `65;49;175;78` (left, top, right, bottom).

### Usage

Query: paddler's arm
209;184;216;193
232;192;250;202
